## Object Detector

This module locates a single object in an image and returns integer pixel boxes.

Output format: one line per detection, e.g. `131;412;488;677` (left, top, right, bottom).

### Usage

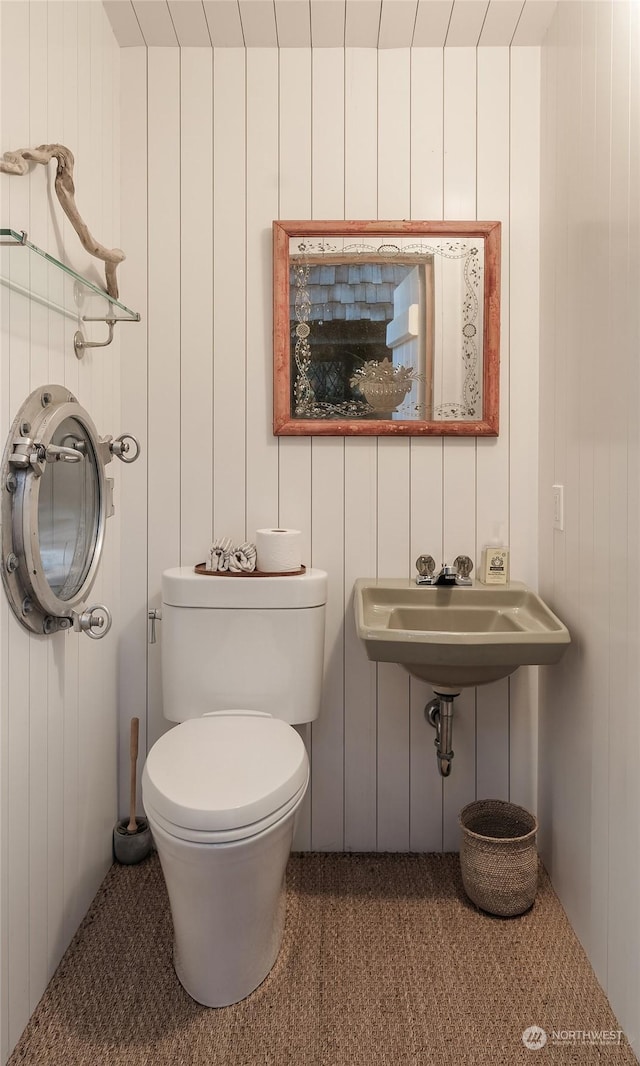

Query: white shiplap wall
538;1;640;1053
119;44;542;852
0;3;122;1060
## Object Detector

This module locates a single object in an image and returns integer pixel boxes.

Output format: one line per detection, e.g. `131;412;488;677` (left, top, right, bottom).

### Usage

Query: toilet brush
127;717;140;833
113;716;152;864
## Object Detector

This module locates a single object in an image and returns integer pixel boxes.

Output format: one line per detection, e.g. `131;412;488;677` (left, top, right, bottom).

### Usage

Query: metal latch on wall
73;604;113;639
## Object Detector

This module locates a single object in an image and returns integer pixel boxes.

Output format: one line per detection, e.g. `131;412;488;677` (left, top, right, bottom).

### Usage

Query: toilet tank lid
162;566;328;609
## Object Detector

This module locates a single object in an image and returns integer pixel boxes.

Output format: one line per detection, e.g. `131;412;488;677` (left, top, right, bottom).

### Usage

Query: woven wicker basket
459;799;538;917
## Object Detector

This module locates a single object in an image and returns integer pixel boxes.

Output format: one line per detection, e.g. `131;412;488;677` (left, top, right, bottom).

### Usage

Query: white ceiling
103;0;557;48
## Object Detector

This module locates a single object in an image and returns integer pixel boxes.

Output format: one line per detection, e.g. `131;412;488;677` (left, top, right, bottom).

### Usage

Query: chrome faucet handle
416;554;436;585
453;555;473;584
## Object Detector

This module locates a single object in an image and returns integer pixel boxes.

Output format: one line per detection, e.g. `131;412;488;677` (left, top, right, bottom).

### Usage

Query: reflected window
38;417;99;600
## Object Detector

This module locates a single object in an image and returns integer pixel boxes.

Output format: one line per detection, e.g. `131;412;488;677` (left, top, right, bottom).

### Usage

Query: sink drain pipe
425;691;459;777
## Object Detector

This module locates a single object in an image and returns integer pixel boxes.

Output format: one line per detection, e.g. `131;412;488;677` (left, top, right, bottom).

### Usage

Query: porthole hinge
8;437;40;473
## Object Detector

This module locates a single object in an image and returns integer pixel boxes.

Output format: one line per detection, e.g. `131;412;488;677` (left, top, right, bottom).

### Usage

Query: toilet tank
160;566;327;725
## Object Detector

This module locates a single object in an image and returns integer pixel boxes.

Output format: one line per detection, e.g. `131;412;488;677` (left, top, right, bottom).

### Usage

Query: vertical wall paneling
44;0;65;987
96;0;120;900
606;0;632;1028
376;51;412;851
118;47;149;821
74;0;118;932
5;559;30;1043
409;48;444;222
622;6;640;1040
309;49;346;851
475;47;510;802
1;1;31;1052
26;4;50;1011
212;49;247;545
125;40;542;863
539;1;640;1052
344;49;378;220
277;49;313;568
0;422;6;1064
75;1;93;421
343;49;378;851
408;49;446;851
277;49;313;850
246;50;279;542
508;45;540;816
586;0;615;983
0;3;122;1059
60;0;87;946
146;48;181;750
0;0;10;1028
623;2;640;1046
343;437;378;851
102;6;122;908
76;0;103;914
441;47;478;850
569;1;608;979
26;0;48;1038
536;10;558;869
277;50;313;224
180;50;214;566
61;0;82;955
310;432;346;850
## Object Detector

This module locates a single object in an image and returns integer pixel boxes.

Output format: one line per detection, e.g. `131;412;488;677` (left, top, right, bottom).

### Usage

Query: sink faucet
435;564;458;586
415;555;474;586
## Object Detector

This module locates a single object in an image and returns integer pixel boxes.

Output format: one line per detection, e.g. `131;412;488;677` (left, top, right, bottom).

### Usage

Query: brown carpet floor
8;853;637;1065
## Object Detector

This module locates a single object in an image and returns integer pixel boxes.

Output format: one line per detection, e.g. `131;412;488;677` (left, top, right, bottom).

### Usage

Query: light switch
552;484;564;531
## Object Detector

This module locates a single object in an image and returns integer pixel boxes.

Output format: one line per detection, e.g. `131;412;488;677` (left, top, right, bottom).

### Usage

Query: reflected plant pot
360;380;412;414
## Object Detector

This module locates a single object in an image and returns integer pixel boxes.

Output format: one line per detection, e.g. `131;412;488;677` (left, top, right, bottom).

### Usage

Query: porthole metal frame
1;385;139;637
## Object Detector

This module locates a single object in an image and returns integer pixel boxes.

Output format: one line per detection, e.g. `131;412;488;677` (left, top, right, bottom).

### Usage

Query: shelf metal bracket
74;318;116;359
0;230;27;246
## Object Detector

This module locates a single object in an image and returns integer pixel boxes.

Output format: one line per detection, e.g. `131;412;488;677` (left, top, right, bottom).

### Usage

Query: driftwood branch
0;143;125;300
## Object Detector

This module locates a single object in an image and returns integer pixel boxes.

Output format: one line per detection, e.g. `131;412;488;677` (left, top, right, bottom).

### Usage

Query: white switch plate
552;484;564;531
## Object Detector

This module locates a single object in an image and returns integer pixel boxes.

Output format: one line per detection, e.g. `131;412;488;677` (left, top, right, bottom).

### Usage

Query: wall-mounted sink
353;579;571;689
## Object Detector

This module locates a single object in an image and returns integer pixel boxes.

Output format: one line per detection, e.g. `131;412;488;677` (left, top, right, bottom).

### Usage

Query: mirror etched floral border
273;220;501;436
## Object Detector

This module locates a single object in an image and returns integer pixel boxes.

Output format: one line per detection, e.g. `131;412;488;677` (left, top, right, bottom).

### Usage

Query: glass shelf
0;228;140;324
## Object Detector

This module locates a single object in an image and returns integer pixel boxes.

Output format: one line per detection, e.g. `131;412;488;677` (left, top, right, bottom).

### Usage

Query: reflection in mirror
38;416;99;600
273;221;500;436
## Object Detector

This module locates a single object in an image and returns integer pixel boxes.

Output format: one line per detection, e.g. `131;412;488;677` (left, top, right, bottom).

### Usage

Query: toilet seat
142;711;309;845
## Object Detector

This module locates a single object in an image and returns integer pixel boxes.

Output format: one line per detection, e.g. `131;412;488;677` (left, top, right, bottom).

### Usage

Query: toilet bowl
142;566;327;1006
143;711;309;1006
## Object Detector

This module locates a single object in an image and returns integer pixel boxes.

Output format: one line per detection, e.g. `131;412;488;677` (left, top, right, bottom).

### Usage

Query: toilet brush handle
127;717;139;833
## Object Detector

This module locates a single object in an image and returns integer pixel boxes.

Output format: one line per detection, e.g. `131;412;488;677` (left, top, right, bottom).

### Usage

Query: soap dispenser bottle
480;525;509;584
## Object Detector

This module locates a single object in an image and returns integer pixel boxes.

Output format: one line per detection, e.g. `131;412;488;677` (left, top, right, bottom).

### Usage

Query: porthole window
38;415;100;602
1;385;139;637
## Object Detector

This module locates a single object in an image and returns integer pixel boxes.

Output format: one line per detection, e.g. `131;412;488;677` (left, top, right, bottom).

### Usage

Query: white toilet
142;565;327;1007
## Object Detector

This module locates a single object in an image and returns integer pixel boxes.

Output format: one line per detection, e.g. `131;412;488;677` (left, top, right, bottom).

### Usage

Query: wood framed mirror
273;220;501;436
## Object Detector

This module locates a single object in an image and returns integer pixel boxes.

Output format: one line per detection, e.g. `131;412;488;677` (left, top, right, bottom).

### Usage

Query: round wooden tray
194;563;306;578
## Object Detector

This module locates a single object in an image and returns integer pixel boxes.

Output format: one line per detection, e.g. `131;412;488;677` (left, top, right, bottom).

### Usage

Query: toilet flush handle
148;607;162;644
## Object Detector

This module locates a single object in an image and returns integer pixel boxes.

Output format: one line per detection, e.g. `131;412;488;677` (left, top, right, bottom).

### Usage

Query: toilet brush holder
113;817;152;864
113;716;153;864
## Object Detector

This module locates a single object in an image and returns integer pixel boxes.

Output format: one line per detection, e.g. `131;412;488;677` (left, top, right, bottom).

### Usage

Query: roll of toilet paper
255;528;302;573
